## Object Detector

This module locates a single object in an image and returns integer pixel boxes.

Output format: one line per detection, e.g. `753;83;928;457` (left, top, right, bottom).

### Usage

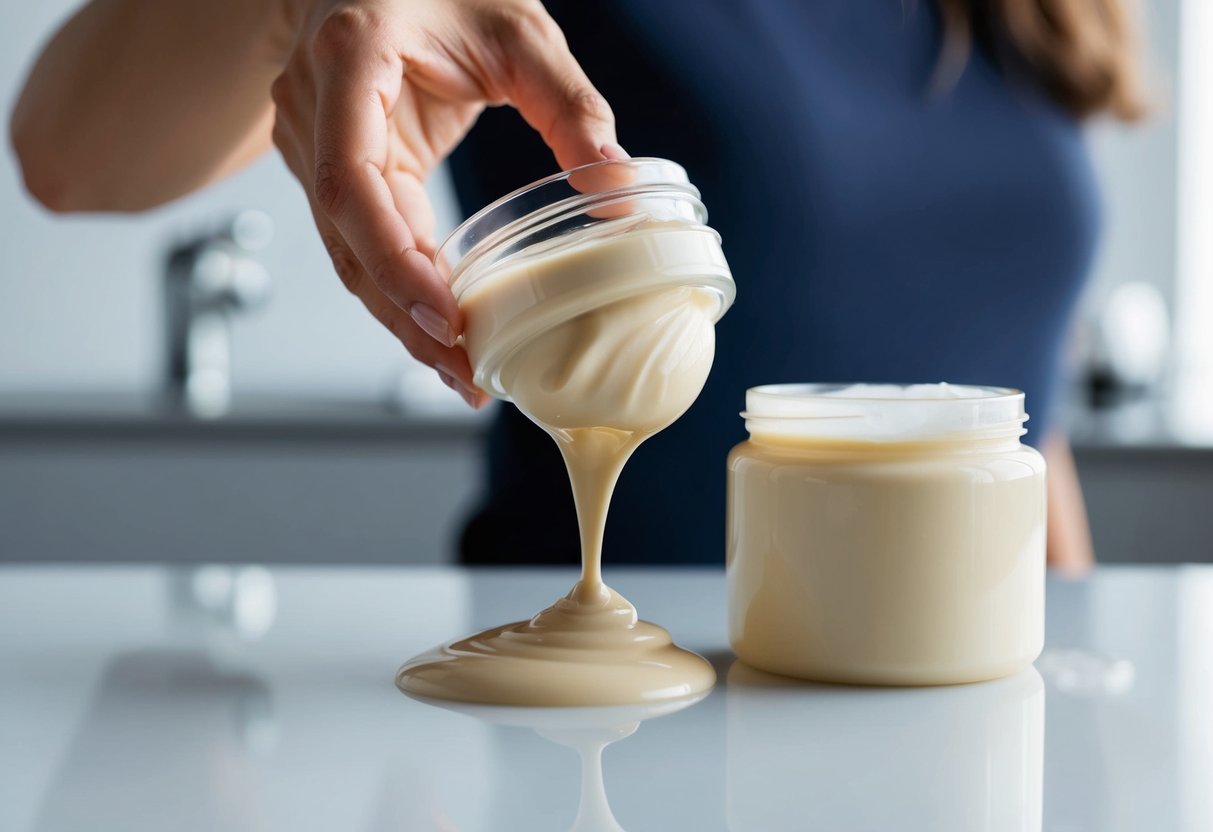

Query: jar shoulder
728;439;1046;480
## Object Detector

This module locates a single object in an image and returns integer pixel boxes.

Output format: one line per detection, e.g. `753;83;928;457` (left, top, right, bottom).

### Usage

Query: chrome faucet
164;211;273;417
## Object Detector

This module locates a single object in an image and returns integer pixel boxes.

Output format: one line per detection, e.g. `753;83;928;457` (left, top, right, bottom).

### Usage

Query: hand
271;0;625;407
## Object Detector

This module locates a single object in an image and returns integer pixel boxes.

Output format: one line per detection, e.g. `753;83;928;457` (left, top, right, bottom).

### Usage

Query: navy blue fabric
448;0;1100;566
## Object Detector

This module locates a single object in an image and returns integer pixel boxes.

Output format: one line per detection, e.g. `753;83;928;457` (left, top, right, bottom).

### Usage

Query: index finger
312;27;462;345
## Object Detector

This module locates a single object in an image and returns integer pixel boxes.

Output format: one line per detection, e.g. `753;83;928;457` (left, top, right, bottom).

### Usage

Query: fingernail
600;142;630;160
436;363;482;409
435;363;462;385
409;303;457;347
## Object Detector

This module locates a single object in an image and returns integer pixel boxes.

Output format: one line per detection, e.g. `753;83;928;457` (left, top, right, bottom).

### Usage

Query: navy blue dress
448;0;1100;566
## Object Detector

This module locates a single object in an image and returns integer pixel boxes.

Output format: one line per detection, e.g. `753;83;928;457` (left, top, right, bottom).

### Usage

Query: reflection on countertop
407;694;709;832
726;665;1045;831
2;566;1212;831
32;650;276;832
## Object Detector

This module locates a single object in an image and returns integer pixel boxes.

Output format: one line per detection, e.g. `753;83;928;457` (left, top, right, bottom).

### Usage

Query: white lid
742;383;1028;442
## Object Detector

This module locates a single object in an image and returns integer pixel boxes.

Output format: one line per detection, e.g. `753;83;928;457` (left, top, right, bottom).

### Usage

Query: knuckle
313;158;350;215
269;130;287;161
384;313;419;356
322;233;362;293
312;6;384;65
269;73;292;109
490;2;555;44
366;253;397;291
565;85;613;125
270;112;288;149
361;244;409;289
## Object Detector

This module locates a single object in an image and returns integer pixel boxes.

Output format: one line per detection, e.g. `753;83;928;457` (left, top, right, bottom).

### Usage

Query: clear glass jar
436;158;736;398
727;383;1047;685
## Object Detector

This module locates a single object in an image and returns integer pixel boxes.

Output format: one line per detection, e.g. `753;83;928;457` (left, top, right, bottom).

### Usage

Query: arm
10;0;292;212
1042;430;1096;574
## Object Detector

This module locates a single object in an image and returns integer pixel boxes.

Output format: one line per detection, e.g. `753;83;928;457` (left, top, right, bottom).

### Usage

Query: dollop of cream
501;286;717;434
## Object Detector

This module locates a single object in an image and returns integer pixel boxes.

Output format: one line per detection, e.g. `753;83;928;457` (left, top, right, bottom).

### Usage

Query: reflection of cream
400;221;732;706
725;664;1045;831
409;693;706;832
728;384;1046;685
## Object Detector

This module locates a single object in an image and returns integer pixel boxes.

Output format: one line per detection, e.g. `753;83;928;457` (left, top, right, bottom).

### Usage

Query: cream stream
398;225;723;706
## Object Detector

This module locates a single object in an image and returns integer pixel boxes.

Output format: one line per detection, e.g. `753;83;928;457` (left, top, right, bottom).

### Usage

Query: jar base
729;649;1041;688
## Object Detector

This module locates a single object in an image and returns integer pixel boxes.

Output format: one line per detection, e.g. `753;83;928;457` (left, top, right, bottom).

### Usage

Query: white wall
0;0;1184;400
0;0;462;399
1085;0;1180;310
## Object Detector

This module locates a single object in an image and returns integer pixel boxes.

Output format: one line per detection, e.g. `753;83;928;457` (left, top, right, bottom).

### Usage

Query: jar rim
435;157;700;289
742;383;1028;442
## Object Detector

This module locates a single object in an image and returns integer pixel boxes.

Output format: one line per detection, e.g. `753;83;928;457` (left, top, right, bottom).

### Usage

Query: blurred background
1;0;1211;566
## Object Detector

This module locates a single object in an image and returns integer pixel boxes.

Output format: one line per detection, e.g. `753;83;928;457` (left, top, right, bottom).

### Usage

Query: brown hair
935;0;1145;120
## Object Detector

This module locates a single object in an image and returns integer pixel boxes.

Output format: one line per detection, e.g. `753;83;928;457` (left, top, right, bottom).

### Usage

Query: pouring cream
398;161;734;706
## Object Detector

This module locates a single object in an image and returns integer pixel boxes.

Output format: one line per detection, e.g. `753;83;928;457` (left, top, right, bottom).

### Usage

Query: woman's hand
271;0;624;406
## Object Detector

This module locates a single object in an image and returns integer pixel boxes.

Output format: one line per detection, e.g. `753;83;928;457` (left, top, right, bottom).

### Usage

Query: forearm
10;0;297;212
1042;430;1096;573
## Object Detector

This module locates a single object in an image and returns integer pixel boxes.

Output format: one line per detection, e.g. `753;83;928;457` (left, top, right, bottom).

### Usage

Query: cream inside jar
728;383;1047;686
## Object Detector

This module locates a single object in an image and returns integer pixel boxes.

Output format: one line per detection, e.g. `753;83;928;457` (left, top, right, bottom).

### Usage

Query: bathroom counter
2;564;1209;831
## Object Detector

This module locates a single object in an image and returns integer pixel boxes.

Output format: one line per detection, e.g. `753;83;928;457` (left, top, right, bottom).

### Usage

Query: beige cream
727;384;1046;686
456;217;732;398
399;220;731;706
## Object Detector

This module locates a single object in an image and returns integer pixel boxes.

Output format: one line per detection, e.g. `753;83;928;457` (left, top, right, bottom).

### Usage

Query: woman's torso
449;0;1100;566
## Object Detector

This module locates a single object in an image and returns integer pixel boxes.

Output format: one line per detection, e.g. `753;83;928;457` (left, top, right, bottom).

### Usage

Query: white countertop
2;564;1210;831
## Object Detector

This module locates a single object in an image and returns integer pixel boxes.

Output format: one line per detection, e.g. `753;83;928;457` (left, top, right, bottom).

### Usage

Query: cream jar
727;383;1046;685
437;158;736;402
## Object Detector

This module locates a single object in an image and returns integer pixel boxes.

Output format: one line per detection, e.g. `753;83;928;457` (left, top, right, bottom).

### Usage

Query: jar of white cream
727;383;1046;685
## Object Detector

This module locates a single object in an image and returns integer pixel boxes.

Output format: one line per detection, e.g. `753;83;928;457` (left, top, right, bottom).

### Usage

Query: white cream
399;220;731;706
728;384;1046;685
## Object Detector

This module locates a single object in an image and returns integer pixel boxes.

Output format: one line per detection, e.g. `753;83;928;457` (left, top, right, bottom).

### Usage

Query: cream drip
399;223;728;706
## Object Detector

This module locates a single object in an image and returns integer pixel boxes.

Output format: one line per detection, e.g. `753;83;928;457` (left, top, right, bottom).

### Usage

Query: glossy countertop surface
2;564;1210;831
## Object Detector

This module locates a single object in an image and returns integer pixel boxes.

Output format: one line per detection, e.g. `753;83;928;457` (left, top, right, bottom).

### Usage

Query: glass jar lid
437;157;707;297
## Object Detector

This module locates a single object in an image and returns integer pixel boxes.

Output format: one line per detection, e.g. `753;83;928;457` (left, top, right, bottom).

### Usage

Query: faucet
164;210;273;418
